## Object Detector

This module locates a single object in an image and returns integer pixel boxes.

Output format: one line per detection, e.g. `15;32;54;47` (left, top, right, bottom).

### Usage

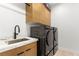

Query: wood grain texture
26;3;51;26
0;42;37;56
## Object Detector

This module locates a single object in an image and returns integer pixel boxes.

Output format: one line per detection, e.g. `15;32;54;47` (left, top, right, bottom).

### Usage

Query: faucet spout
14;25;20;39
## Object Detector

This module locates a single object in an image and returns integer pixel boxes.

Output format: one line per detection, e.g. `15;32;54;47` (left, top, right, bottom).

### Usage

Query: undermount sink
5;38;29;45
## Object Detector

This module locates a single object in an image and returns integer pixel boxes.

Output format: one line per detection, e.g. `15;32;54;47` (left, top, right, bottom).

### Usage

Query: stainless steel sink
6;38;29;44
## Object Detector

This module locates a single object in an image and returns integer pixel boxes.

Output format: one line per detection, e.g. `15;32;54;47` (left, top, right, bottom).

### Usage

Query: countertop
0;37;38;53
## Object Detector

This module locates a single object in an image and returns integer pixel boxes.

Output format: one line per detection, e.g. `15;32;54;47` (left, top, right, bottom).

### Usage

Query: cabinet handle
17;52;24;56
25;48;31;51
26;3;30;6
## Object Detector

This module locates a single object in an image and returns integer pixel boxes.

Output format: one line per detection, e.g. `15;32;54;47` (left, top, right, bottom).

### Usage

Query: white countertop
0;37;38;53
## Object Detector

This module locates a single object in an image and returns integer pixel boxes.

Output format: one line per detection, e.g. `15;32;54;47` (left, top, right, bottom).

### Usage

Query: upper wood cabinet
26;3;51;26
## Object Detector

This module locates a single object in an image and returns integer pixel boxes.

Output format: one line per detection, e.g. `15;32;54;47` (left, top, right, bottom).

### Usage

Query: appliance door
53;27;58;55
53;27;58;46
45;29;54;55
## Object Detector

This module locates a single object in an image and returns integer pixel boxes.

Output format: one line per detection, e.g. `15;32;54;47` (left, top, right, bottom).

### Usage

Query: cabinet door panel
32;10;40;23
26;3;51;26
0;46;25;56
24;46;37;56
26;4;33;22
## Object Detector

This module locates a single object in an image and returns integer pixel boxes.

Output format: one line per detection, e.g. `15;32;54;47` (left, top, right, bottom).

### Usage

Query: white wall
51;3;79;51
0;4;30;39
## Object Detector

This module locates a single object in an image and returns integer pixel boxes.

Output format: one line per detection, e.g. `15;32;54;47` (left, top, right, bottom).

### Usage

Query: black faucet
14;25;20;39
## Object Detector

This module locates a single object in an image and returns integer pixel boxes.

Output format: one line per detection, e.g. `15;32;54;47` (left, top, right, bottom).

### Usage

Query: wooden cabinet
0;42;37;56
26;3;51;26
24;46;37;56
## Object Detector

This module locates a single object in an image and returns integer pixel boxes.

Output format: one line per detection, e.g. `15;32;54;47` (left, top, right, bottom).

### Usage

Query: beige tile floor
55;48;79;56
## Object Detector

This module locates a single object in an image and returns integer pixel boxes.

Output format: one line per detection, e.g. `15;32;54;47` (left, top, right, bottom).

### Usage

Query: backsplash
0;4;30;39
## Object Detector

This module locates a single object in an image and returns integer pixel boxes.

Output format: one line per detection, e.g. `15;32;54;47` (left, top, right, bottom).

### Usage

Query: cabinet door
24;46;37;56
34;3;51;26
32;3;42;23
26;3;51;26
39;4;50;25
24;42;37;56
0;50;16;56
0;46;25;56
26;3;33;22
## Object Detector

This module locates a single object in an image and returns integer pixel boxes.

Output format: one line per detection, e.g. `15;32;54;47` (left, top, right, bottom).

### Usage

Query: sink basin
5;38;29;44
